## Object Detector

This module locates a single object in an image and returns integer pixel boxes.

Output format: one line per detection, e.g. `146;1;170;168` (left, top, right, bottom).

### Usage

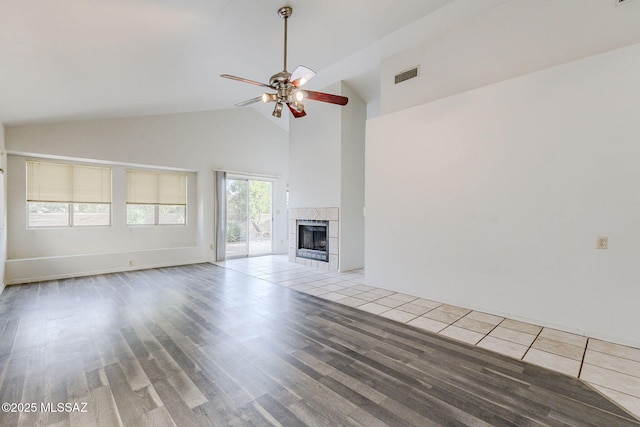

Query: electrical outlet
128;260;134;266
597;236;608;250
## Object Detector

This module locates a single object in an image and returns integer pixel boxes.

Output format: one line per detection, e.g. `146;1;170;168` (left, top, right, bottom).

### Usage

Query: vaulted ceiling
1;0;640;127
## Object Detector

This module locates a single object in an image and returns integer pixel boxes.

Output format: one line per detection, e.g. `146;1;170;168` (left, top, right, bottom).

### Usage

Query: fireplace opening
297;220;329;262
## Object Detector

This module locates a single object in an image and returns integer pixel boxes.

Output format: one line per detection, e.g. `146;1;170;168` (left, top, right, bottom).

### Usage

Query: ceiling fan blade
234;96;263;108
290;65;316;88
220;74;271;88
304;90;349;106
287;103;306;118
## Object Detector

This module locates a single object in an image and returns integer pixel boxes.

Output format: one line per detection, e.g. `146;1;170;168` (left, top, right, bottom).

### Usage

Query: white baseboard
5;246;205;285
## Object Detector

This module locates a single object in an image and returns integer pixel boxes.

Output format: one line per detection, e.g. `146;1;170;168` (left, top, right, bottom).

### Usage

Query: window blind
27;160;111;203
126;170;187;205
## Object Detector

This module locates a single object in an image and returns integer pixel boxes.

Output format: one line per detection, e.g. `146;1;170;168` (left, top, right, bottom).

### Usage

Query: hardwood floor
0;264;638;427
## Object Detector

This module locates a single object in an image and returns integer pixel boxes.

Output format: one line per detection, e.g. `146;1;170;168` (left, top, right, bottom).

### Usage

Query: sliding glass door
225;177;272;258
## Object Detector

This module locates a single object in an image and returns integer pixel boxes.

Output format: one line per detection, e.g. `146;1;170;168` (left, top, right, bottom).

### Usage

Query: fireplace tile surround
289;207;339;270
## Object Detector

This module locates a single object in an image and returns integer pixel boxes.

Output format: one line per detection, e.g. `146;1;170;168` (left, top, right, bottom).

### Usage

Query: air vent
394;66;419;85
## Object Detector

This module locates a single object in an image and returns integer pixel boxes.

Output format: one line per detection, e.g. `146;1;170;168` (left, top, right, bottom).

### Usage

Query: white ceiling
1;0;640;127
0;0;456;125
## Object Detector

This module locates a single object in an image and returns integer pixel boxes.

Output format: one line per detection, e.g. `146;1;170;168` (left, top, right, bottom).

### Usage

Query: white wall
366;41;640;347
0;123;6;292
340;83;366;271
289;82;366;271
380;0;640;116
5;108;289;283
289;82;342;209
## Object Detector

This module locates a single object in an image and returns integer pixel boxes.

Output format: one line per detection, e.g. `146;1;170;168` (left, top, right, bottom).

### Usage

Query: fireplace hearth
297;220;329;262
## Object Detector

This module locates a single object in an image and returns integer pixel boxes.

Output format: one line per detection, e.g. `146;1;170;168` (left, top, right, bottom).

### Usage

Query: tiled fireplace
289;208;339;270
297;220;330;262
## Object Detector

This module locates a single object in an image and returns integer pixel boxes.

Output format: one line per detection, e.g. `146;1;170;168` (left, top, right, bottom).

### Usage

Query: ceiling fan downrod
278;6;292;73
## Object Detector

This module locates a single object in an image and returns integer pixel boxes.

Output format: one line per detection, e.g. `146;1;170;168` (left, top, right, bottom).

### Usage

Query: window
27;160;112;227
126;170;187;225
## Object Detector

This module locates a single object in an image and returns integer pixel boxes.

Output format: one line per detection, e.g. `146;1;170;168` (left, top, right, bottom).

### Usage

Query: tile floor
216;255;640;419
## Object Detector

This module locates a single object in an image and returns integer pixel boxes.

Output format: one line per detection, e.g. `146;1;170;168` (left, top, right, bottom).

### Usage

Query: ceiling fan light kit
220;6;348;118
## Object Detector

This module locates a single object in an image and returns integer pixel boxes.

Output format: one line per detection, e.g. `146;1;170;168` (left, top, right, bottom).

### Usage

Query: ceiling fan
220;6;348;118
